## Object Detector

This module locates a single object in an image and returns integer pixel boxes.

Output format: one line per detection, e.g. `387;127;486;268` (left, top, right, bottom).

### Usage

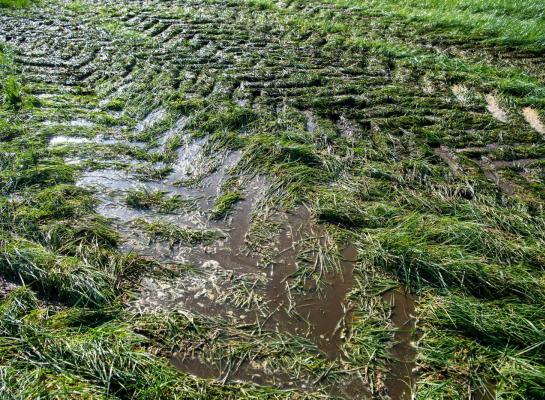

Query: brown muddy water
383;289;417;400
74;128;416;398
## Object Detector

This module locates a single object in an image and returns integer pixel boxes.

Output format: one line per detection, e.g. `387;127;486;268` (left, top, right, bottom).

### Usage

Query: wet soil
0;275;20;300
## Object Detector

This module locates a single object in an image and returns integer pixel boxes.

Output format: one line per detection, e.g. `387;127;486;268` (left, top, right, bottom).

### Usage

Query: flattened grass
423;294;545;350
133;311;343;385
265;0;545;104
324;0;545;51
2;0;545;398
125;187;196;213
0;290;332;399
210;190;243;219
0;238;115;306
133;218;224;246
417;322;545;400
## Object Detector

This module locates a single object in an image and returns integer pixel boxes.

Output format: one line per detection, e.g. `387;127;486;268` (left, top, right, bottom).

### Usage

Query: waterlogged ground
1;0;545;399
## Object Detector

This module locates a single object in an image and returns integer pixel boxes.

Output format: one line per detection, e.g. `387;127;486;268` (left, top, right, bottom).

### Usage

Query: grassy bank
323;0;545;52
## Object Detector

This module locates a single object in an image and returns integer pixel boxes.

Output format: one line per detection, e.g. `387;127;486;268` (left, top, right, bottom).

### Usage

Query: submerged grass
1;290;323;399
125;187;196;213
133;311;345;385
133;219;224;246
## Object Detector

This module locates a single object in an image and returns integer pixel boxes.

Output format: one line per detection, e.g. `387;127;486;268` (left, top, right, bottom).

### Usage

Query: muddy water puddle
73;132;416;397
133;198;358;359
383;289;417;400
263;207;357;358
136;199;415;398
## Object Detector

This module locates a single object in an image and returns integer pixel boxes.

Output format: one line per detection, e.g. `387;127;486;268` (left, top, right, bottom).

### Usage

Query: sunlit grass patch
417;319;545;400
0;75;22;108
0;0;32;9
422;293;545;350
0;238;115;306
361;222;545;301
186;101;257;134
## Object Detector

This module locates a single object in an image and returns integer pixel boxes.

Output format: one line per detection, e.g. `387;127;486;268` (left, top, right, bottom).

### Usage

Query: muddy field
1;0;545;399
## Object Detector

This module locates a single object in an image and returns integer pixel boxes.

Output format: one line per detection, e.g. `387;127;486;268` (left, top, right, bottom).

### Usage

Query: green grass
262;0;545;105
0;0;32;8
186;102;257;134
125;187;196;213
360;216;545;301
2;0;545;398
1;289;322;399
0;238;116;306
0;75;22;108
0;45;22;109
423;294;545;350
210;190;243;219
323;0;545;51
417;320;545;399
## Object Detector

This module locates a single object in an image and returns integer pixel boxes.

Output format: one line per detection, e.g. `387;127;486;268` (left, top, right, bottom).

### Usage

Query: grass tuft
125;187;196;213
133;219;224;246
210;190;243;220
